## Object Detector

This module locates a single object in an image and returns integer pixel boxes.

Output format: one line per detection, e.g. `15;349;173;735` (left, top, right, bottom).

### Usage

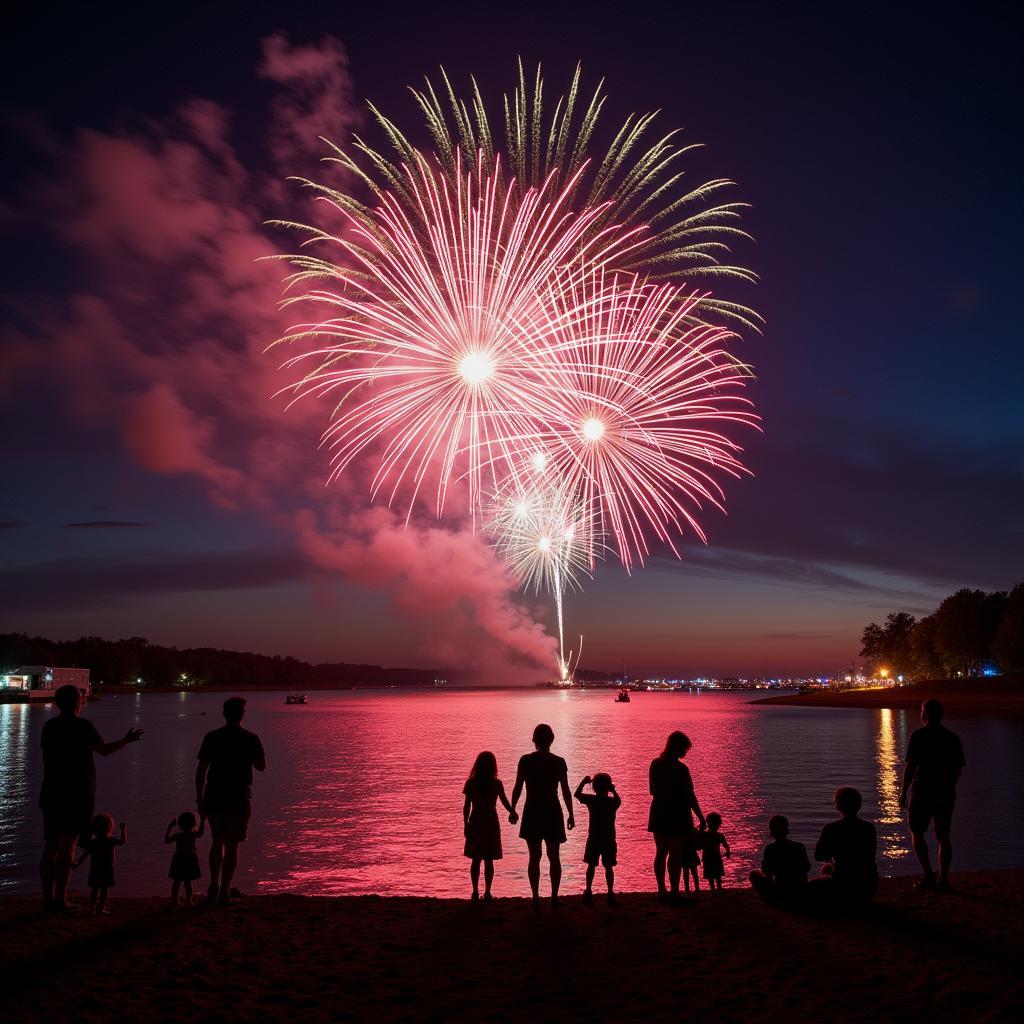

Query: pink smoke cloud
0;34;558;678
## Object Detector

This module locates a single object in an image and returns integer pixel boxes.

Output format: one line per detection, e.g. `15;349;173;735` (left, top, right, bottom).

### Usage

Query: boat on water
615;688;631;703
285;694;308;705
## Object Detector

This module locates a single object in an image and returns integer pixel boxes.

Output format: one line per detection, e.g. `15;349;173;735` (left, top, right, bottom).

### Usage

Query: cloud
61;521;153;529
0;34;559;678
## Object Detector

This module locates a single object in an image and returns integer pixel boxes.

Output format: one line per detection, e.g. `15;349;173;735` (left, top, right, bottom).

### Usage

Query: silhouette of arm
899;733;917;807
195;759;210;810
560;763;574;830
165;820;177;845
253;737;267;773
94;727;144;756
73;845;90;869
463;793;472;834
496;780;513;815
690;790;706;830
722;835;731;857
574;776;590;802
114;822;127;846
509;758;525;823
196;817;205;838
611;791;622;811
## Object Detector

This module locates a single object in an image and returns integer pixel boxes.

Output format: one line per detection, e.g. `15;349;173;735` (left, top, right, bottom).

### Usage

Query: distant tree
860;622;886;674
993;582;1024;673
860;612;916;676
910;614;945;678
934;588;1006;676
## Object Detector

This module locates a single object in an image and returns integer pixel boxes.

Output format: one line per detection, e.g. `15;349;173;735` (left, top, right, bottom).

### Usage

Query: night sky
1;2;1021;679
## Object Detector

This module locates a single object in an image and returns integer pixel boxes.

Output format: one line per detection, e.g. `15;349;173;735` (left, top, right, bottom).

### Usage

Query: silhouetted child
701;812;731;891
74;813;126;914
683;840;701;893
165;811;205;907
749;814;811;908
574;773;621;904
463;751;514;900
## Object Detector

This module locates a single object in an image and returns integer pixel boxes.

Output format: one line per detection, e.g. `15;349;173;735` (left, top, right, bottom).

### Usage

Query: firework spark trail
274;151;645;520
512;267;760;570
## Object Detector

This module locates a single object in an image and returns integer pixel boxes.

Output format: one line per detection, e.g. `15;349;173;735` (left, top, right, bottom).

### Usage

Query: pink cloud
0;34;558;678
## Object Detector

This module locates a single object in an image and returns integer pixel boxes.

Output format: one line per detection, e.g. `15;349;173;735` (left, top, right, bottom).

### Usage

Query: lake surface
2;689;1022;897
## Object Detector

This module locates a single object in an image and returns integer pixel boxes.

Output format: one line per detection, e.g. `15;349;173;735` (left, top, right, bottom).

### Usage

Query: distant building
0;665;90;702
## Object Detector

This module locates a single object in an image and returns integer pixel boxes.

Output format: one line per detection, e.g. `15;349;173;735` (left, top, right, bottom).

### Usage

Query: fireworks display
274;62;761;678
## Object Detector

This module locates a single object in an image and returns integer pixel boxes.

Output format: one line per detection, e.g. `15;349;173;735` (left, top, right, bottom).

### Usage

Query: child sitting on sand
574;773;622;904
463;751;515;900
749;814;811;908
74;813;126;914
165;811;205;907
701;812;731;891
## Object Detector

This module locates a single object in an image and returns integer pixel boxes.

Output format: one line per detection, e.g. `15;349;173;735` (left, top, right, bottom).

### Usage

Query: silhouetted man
899;698;965;891
39;683;143;912
196;696;266;906
811;787;878;909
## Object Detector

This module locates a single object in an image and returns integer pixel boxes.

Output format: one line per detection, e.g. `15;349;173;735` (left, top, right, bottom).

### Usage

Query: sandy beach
5;871;1022;1023
753;677;1024;717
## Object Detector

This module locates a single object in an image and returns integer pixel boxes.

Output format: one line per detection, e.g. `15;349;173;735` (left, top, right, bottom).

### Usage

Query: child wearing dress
74;813;126;914
463;751;515;900
165;811;205;907
701;812;731;891
574;773;622;904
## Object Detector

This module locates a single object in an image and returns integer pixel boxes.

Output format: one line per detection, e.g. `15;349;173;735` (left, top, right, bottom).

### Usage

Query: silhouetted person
574;772;621;904
73;813;126;915
166;810;205;907
38;683;142;913
701;812;731;892
195;696;266;906
510;723;574;906
749;814;811;908
899;698;966;892
648;730;706;903
810;787;878;909
463;751;514;900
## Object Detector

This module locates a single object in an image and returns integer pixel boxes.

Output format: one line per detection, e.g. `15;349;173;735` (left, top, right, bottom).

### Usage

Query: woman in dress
509;723;574;905
649;730;706;902
462;751;514;900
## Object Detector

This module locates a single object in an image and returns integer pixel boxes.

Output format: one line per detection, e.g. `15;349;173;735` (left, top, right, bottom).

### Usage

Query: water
2;689;1022;897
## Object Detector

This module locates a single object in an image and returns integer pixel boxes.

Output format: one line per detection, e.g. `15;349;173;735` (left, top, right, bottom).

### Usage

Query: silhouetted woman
463;751;514;900
649;730;706;903
509;723;575;906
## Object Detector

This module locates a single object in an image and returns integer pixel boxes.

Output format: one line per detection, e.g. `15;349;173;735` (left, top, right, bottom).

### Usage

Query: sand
5;871;1022;1023
753;677;1024;717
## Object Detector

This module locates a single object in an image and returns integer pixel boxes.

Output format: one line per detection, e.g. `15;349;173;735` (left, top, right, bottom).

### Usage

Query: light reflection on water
1;690;1021;897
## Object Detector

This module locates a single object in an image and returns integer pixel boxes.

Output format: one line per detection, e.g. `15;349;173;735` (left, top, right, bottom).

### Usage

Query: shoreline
5;870;1022;1022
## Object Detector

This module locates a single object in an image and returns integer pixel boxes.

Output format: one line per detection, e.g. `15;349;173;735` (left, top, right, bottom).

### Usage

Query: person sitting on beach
195;696;266;907
73;813;126;915
509;723;574;906
749;814;811;908
899;698;966;892
39;683;143;913
701;812;731;892
648;730;706;904
810;787;878;909
574;773;621;904
463;751;515;901
165;811;205;907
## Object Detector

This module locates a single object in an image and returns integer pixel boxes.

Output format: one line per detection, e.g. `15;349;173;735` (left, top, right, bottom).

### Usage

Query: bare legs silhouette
653;834;683;898
40;836;76;910
912;823;953;888
209;837;239;902
526;838;562;902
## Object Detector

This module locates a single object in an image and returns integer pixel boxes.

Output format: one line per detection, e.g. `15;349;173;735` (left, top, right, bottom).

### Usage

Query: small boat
285;694;308;705
615;688;631;703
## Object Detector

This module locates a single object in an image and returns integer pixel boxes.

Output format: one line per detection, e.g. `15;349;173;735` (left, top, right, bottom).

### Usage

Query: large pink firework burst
274;151;642;519
514;268;760;570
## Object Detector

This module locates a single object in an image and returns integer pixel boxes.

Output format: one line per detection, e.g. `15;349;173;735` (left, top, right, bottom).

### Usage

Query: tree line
860;583;1024;679
0;633;459;689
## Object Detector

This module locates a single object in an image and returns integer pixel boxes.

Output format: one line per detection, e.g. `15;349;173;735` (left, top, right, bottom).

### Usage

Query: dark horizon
1;2;1021;678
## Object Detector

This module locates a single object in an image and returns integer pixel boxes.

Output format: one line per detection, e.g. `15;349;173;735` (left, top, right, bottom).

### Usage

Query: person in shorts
195;697;266;906
38;684;142;913
900;698;966;892
574;773;621;904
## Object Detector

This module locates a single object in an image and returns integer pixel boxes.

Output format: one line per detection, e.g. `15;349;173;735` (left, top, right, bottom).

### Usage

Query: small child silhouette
74;813;126;914
749;814;811;908
574;773;622;904
701;812;731;891
463;751;515;900
165;811;206;907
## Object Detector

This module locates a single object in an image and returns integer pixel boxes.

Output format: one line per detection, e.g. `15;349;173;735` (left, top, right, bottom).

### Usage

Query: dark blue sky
1;2;1021;677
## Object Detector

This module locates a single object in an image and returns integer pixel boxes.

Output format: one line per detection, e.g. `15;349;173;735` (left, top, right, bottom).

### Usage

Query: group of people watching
38;685;964;913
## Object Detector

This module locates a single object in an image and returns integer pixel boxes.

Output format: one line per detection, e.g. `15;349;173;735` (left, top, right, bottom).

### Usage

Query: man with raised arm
39;684;143;912
900;698;966;892
196;696;266;906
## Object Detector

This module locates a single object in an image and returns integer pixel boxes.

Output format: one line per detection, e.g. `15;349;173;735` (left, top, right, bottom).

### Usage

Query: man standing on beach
196;697;266;906
899;698;966;892
39;684;143;912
